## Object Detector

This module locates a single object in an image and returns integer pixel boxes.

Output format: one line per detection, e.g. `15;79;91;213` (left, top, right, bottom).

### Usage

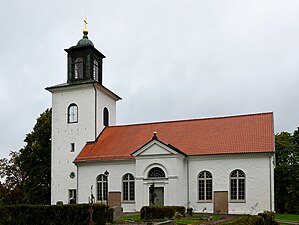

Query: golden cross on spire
83;17;88;34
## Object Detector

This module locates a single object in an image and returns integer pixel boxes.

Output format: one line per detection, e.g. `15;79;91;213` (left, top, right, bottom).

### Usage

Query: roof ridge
109;111;273;128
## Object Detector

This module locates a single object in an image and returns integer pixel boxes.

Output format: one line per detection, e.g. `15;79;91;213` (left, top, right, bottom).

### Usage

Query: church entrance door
213;191;228;214
154;187;164;206
149;187;164;206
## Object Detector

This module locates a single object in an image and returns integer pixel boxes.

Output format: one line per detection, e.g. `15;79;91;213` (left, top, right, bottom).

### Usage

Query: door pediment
132;140;179;157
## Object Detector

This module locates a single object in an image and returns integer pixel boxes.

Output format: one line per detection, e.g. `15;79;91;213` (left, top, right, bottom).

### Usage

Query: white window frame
68;189;77;204
148;167;165;178
68;104;78;123
230;169;246;202
122;173;135;202
96;174;108;202
198;170;213;202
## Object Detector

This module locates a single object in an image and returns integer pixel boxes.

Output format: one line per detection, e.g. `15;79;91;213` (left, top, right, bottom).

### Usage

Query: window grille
198;171;213;201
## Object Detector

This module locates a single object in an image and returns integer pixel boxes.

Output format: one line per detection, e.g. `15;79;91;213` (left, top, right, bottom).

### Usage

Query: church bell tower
46;18;121;205
65;19;105;85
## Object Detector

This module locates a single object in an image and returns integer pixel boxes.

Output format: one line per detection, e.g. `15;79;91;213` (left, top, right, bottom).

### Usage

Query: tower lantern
65;18;105;84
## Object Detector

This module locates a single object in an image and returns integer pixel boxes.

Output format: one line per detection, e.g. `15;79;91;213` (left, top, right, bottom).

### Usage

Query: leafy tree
0;151;24;190
0;151;24;205
275;129;299;213
0;108;51;205
17;108;51;204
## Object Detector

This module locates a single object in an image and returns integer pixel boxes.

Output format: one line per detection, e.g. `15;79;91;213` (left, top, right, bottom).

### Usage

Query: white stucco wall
77;160;136;212
76;140;274;215
77;142;187;211
95;85;117;135
49;83;117;204
134;154;187;210
188;153;275;214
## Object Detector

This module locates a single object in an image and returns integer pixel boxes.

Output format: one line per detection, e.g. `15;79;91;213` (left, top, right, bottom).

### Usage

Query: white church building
46;26;275;214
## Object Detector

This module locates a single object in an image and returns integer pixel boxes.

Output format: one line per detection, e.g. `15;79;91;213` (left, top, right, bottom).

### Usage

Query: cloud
1;0;299;158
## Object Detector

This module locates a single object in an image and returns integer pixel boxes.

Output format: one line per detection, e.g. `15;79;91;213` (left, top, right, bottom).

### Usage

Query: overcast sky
1;0;299;158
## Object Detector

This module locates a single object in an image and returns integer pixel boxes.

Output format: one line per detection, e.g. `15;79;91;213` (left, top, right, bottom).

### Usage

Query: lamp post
89;185;95;225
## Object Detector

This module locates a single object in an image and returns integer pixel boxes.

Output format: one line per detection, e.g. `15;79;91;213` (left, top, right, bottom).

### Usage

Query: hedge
140;206;185;219
0;204;113;225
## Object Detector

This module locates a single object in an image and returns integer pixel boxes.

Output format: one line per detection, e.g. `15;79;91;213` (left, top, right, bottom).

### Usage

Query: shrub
224;212;278;225
164;207;175;219
140;206;185;220
172;206;185;216
258;211;278;225
0;203;113;225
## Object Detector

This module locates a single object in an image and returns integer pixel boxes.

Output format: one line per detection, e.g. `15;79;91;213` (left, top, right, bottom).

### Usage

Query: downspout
76;164;79;203
92;84;97;139
270;114;275;211
269;154;273;211
186;156;190;209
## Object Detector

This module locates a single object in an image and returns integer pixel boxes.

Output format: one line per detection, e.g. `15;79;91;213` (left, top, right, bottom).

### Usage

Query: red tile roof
74;112;274;163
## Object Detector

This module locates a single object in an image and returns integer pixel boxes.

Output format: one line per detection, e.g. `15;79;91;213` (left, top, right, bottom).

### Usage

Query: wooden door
214;191;228;214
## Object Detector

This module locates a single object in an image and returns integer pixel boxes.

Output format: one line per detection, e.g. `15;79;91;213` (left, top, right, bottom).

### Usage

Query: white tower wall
49;83;117;204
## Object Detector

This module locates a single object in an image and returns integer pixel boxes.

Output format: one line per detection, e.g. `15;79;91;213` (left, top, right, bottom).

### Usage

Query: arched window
103;107;109;126
93;60;99;81
198;171;212;201
122;173;135;201
96;174;108;202
74;57;84;79
68;104;78;123
230;169;245;201
148;167;165;178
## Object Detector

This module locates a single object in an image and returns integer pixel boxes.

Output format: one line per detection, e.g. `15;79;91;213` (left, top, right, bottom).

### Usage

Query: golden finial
152;131;158;140
83;17;88;35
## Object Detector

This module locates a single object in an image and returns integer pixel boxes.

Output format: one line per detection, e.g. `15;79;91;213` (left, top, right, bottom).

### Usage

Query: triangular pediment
132;139;183;157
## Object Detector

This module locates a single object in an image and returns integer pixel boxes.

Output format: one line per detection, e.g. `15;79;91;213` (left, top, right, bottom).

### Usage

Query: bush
0;204;113;225
140;206;185;220
225;212;278;225
258;211;278;225
172;206;185;216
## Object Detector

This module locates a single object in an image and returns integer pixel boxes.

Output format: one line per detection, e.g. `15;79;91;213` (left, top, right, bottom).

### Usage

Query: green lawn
275;214;299;222
122;214;222;224
122;214;141;221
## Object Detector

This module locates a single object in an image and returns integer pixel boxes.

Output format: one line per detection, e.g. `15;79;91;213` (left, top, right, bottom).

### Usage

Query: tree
275;129;299;213
17;108;52;204
0;151;24;205
0;151;24;190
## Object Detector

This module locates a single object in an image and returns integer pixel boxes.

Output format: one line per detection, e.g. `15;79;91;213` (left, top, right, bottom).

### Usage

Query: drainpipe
186;156;190;209
269;154;273;211
92;84;97;139
76;165;79;203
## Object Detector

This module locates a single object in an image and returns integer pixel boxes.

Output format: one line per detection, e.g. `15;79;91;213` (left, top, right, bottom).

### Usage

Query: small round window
70;172;75;179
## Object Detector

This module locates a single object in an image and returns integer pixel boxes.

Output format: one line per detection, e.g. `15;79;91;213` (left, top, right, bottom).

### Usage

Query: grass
211;215;223;220
122;214;142;222
122;213;299;225
175;219;204;224
122;214;165;222
122;214;223;224
275;214;299;222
